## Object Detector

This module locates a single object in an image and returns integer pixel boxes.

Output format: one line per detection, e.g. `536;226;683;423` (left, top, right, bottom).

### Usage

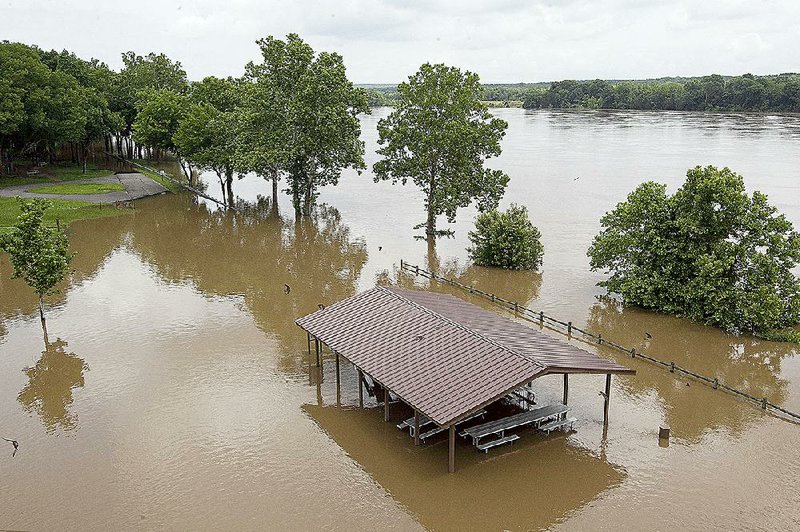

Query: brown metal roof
296;286;633;426
391;287;634;375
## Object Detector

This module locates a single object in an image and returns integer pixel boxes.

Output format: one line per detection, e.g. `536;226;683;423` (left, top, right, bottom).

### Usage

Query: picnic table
460;404;569;446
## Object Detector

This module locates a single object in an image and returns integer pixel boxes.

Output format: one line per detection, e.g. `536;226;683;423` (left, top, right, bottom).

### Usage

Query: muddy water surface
1;109;800;530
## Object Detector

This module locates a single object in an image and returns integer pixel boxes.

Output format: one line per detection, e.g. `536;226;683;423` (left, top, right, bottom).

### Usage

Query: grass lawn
0;197;130;236
28;183;125;195
0;163;112;189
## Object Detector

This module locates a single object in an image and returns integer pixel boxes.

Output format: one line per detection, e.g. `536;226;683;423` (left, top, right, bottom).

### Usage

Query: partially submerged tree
238;34;369;215
174;77;240;205
1;199;73;322
373;63;510;237
468;204;544;270
588;165;800;339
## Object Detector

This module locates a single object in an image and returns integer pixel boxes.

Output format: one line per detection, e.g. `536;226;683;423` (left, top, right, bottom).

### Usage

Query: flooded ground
1;109;799;530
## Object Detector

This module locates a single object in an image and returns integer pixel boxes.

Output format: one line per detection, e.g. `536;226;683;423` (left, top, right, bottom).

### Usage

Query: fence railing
399;260;800;424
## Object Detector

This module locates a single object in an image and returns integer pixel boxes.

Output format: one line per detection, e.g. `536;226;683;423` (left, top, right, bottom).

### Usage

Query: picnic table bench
397;414;433;434
476;434;519;453
460;404;569;446
539;416;577;434
416;409;487;442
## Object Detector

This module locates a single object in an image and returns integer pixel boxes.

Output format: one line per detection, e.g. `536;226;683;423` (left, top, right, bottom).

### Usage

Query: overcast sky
4;0;799;83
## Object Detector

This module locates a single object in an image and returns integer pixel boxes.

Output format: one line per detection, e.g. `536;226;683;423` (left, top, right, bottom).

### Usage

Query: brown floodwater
1;109;799;530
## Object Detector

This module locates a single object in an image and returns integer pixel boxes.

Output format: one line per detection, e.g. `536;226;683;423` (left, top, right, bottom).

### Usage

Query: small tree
468;204;544;270
1;199;73;321
374;63;510;237
588;165;800;338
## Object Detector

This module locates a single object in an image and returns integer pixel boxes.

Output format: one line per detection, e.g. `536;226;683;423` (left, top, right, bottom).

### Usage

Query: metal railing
400;260;800;424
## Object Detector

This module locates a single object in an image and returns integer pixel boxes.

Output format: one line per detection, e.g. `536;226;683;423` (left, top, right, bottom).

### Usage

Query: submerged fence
399;260;800;424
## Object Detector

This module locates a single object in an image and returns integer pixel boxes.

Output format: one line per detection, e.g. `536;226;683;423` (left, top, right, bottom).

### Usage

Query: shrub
588;165;800;338
468;204;544;270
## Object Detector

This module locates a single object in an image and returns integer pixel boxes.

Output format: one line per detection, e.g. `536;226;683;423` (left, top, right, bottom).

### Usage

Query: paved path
0;172;168;203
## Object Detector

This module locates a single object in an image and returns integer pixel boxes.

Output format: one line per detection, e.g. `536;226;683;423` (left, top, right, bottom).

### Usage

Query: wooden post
314;338;320;367
384;388;390;422
448;425;456;473
335;353;340;405
357;369;364;408
563;373;569;405
603;374;612;426
414;411;420;446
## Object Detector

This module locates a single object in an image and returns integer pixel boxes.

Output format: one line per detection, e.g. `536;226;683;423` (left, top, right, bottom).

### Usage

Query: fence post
631;348;636;358
567;321;572;337
762;397;768;410
539;311;544;325
670;362;675;373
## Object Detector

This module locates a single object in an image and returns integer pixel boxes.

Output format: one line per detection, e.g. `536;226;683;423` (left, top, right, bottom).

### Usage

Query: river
1;108;799;530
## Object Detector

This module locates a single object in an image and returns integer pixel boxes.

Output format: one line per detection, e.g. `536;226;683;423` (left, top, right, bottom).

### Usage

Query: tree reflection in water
18;335;88;433
586;296;796;441
128;194;368;374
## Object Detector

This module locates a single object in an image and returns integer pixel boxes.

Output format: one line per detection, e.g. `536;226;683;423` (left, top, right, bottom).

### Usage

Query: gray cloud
3;0;798;83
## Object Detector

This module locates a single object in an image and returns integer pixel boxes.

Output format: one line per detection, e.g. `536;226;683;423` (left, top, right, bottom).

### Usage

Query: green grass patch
0;163;113;189
28;183;125;195
0;197;130;235
137;167;182;193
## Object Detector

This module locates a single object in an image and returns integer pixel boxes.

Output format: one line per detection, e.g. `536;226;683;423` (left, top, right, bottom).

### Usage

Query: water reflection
18;335;88;433
586;297;794;441
304;403;624;531
128;195;368;373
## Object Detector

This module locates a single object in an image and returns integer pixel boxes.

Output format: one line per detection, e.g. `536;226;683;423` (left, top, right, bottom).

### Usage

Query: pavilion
296;285;634;472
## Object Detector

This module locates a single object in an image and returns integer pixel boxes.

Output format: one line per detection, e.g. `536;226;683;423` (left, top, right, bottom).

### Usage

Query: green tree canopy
373;63;510;236
174;77;241;204
237;33;369;214
1;198;73;320
132;88;192;182
468;204;544;270
588;165;800;339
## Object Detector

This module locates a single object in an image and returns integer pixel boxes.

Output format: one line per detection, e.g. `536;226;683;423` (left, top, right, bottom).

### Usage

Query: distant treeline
363;74;800;112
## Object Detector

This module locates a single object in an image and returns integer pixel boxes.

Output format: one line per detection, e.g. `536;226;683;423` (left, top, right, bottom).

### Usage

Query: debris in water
2;437;19;457
284;284;291;294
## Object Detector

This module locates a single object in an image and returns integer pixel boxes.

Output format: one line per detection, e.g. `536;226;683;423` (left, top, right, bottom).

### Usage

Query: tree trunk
272;167;279;206
219;177;226;204
426;173;437;237
226;169;234;208
425;198;436;237
303;181;313;216
38;295;45;323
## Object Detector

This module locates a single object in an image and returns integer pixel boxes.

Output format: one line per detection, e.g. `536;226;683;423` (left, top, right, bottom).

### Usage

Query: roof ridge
379;286;545;370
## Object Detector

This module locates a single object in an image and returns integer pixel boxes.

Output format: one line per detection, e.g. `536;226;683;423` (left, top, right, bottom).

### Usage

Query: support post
563;373;569;405
384;388;390;422
357;369;364;408
603;374;612;426
335;353;341;406
314;338;321;367
448;424;456;473
414;411;420;446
